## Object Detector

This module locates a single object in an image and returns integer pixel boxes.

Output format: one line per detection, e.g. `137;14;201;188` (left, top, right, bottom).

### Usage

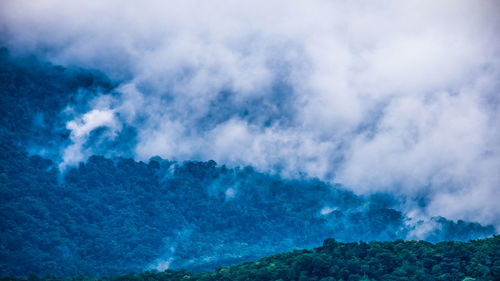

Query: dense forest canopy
2;236;500;281
2;0;500;279
0;49;496;277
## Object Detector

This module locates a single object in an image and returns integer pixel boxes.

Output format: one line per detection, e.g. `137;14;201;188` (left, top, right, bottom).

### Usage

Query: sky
1;0;500;228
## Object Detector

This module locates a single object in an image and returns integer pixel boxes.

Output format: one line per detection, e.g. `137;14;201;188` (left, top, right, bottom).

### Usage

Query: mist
1;0;500;228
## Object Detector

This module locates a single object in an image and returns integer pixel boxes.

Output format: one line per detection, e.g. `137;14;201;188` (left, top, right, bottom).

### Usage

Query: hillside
0;50;496;277
2;236;500;281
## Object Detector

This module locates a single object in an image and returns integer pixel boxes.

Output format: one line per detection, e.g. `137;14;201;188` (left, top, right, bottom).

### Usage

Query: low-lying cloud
1;0;500;227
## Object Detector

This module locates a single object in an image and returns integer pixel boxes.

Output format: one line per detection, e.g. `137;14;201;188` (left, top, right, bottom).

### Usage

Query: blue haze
0;49;496;277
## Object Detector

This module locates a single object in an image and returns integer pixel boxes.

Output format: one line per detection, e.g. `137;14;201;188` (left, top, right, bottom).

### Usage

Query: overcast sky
1;0;500;228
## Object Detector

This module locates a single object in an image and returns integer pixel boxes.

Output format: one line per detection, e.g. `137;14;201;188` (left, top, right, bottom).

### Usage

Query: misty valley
1;48;499;280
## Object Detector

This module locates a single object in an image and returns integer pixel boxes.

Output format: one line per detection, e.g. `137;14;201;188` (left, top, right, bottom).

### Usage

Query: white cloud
61;109;120;169
2;0;500;227
320;206;336;216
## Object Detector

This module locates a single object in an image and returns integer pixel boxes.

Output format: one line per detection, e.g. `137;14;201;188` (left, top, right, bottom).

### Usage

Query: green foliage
2;236;499;281
1;152;495;276
0;48;496;277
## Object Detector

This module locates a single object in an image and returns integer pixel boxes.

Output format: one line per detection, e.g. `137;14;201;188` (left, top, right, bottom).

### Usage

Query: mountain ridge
0;48;496;277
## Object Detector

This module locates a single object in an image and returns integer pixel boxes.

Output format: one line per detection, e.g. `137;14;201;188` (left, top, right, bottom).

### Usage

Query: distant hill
0;49;496;277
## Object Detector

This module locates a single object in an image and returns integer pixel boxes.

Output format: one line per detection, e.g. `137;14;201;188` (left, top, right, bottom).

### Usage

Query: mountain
0;49;496;277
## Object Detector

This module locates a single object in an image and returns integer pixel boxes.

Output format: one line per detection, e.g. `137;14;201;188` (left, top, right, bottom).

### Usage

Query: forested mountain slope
0;49;496;277
2;236;500;281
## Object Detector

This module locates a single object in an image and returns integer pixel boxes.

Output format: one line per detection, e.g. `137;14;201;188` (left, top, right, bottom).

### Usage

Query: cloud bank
1;0;500;227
